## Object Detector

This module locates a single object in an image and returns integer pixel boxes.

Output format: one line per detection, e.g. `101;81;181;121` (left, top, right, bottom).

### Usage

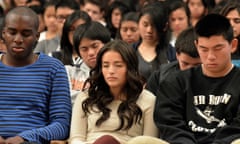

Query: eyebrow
198;43;225;49
7;27;33;32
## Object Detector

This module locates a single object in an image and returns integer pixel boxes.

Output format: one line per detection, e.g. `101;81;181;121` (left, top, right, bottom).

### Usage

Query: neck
202;63;234;78
2;53;38;67
110;87;125;100
46;30;57;39
140;40;158;48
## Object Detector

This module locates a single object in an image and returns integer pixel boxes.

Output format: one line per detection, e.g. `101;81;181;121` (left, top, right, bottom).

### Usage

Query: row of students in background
30;0;240;102
2;2;240;144
1;0;240;89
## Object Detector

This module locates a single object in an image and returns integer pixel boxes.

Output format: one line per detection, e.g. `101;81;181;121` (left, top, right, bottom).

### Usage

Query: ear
163;22;169;32
2;29;6;41
176;52;179;61
194;40;198;48
36;31;40;41
231;38;238;53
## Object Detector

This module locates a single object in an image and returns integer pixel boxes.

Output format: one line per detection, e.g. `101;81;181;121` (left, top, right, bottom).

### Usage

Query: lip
12;47;24;53
144;35;153;40
106;77;117;80
206;64;218;68
88;57;96;62
126;39;134;43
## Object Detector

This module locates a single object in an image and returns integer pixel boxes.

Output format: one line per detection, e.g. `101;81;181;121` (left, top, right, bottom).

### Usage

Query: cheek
80;52;87;60
133;32;140;39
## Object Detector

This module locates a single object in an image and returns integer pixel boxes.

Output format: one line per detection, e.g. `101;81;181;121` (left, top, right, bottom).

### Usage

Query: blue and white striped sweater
0;52;71;143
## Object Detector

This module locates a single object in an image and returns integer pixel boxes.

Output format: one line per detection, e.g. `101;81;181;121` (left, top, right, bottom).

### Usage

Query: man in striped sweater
0;6;71;144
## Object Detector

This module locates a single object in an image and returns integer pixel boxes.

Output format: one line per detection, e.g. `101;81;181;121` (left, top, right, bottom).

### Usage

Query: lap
126;136;169;144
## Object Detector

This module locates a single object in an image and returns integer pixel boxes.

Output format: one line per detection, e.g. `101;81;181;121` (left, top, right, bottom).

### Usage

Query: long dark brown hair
82;40;144;131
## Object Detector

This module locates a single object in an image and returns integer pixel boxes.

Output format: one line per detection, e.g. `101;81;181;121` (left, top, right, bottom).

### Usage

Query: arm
65;65;80;105
18;66;72;143
213;105;240;143
69;91;88;144
146;71;160;96
142;91;159;137
154;78;196;144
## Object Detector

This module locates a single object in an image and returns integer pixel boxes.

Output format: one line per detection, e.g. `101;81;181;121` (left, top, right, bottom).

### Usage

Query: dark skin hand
0;136;5;144
0;136;25;144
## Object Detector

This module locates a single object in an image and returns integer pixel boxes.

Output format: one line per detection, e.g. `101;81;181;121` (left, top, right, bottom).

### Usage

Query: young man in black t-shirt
154;14;240;144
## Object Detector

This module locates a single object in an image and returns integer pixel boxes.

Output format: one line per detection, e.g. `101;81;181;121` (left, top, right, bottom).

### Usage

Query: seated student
82;0;106;26
146;27;201;96
66;21;111;104
69;40;158;144
116;12;140;45
154;14;240;144
0;6;71;143
220;2;240;67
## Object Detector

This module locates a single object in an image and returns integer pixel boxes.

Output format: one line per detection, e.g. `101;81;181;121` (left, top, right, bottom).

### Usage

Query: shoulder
37;53;65;69
75;90;89;104
38;31;47;42
137;89;156;105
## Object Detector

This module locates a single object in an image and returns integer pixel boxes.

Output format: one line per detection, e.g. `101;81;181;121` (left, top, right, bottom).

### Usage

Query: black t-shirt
155;66;240;144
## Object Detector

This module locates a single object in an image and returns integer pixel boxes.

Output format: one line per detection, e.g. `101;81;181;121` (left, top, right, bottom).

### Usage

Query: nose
229;19;235;27
88;47;96;57
146;26;152;33
207;50;216;60
108;65;115;74
126;29;132;36
14;33;23;44
88;11;94;19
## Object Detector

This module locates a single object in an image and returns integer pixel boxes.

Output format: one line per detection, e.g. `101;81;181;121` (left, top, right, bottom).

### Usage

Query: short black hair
175;27;199;58
195;14;234;43
5;6;39;30
73;21;111;56
55;0;80;11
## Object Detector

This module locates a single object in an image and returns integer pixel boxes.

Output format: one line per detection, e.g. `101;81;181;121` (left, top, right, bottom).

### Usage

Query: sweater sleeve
69;91;88;144
18;65;72;143
142;91;159;137
146;71;160;96
213;105;240;143
154;78;197;144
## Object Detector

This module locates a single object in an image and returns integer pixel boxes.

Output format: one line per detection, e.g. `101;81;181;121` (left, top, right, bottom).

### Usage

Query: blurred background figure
105;0;130;39
117;12;140;45
220;1;240;67
166;0;191;49
133;1;176;82
82;0;106;26
38;0;59;42
186;0;208;26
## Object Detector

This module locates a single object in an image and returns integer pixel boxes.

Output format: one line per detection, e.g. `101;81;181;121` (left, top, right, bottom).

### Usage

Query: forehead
102;50;123;61
140;14;151;21
226;9;240;17
178;53;200;63
5;14;36;30
197;35;228;47
84;2;101;10
170;8;187;17
56;7;75;16
79;38;100;46
121;21;138;27
71;19;86;27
